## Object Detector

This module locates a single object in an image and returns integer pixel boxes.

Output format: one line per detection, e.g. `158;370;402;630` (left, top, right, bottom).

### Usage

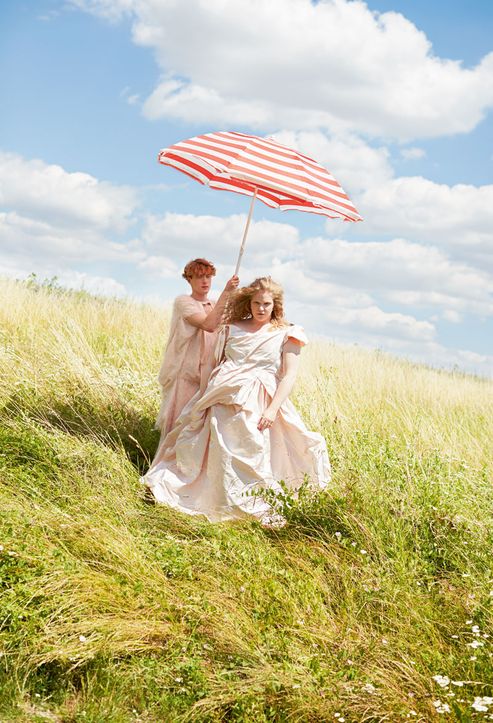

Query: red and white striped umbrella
158;130;362;272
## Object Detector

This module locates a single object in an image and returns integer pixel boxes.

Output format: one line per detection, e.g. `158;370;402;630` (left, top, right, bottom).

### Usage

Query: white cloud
120;85;140;105
400;147;426;160
73;0;493;141
139;211;301;268
136;212;493;325
325;304;435;341
69;0;135;22
354;176;493;265
0;151;138;231
271;258;373;309
0;152;144;276
442;309;462;324
0;211;137;267
55;270;127;297
0;259;126;299
394;341;493;378
138;254;179;278
270;259;435;342
302;237;493;316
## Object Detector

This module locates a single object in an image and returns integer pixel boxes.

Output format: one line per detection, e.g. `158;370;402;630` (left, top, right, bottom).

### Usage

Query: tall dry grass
1;276;492;722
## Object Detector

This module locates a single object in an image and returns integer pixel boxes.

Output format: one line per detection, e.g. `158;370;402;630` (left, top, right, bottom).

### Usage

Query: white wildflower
468;640;484;649
466;619;473;624
174;677;183;683
78;635;87;643
472;697;491;712
360;549;367;555
433;700;451;714
362;683;376;694
470;655;477;661
335;532;342;539
432;675;450;688
292;684;301;689
451;634;459;639
472;624;480;634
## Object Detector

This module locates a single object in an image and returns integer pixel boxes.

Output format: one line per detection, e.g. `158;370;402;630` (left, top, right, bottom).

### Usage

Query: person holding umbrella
144;276;330;527
156;258;239;437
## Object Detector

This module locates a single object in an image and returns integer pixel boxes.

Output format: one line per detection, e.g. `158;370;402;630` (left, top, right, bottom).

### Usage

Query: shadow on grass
1;388;160;474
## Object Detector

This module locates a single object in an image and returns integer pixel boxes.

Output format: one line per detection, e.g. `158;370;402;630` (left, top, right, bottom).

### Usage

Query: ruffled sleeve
284;324;308;347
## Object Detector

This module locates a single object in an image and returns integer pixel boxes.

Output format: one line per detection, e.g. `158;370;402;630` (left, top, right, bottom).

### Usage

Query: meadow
1;276;492;722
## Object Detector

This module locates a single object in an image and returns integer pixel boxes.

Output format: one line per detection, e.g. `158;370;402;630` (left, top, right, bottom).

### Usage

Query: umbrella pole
234;188;257;275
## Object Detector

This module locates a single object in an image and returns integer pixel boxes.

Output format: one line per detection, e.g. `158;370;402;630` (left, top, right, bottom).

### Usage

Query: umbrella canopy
158;130;362;271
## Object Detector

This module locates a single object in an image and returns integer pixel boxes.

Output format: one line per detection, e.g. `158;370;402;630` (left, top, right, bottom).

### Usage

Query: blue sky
1;0;492;376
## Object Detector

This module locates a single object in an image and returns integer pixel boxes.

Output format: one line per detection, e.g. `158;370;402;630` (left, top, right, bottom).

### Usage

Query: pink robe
144;323;331;523
156;295;218;437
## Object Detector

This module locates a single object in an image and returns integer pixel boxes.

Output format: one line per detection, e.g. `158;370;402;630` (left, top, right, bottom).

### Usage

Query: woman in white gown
142;277;330;524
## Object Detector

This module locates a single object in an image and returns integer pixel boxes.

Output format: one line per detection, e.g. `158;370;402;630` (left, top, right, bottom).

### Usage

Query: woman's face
250;290;274;323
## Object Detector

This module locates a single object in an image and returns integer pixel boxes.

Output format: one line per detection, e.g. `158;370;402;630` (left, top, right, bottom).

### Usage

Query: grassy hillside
1;276;492;722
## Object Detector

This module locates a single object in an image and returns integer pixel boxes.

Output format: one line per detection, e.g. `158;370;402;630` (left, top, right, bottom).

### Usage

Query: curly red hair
182;258;216;280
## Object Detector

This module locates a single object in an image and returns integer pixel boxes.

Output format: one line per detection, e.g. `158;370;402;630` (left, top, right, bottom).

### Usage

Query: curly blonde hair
225;277;287;328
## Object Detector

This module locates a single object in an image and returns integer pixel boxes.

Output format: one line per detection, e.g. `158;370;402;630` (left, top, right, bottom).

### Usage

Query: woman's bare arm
257;339;301;431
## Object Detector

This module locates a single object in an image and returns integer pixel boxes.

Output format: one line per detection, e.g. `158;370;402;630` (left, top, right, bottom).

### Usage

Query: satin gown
143;323;331;522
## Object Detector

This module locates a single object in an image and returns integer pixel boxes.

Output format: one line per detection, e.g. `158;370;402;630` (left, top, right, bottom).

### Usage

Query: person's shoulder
283;323;308;347
174;294;193;304
174;294;199;311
